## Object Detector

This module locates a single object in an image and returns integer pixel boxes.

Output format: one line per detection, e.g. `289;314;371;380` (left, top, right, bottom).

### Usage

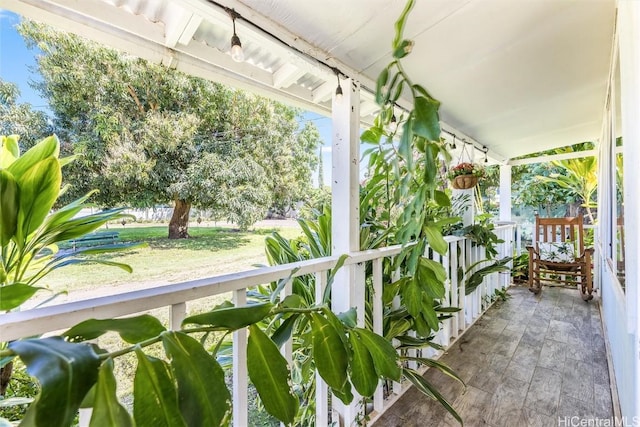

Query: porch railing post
330;76;361;425
499;164;512;222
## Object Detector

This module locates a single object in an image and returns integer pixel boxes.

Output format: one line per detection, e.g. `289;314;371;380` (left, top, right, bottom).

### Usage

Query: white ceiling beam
507;149;597;166
165;12;203;48
312;81;334;104
272;63;306;89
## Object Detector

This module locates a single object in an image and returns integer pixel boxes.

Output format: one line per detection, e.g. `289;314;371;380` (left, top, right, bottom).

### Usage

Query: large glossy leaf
348;332;378;396
133;348;186;427
352;328;401;381
64;315;166;344
0;135;20;168
402;278;423;317
423;225;448;255
0;169;18;245
89;360;133;427
16;157;61;242
402;367;462;425
182;302;273;330
9;337;100;427
412;96;441;142
6;135;59;179
270;314;299;348
247;325;298;425
162;332;231;427
311;313;348;390
0;283;43;311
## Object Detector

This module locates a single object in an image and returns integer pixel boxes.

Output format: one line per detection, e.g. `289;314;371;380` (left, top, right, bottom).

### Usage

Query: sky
0;9;335;186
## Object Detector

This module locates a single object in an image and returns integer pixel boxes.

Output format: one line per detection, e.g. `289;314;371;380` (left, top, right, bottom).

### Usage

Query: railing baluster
391;266;403;396
315;271;329;427
372;258;385;414
232;289;248;427
450;240;460;339
170;302;186;330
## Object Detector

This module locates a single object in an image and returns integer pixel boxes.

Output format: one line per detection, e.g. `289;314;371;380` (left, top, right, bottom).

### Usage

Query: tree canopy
0;80;52;148
18;21;321;237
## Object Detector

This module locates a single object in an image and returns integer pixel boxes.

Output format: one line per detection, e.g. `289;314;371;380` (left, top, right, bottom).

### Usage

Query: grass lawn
37;221;301;304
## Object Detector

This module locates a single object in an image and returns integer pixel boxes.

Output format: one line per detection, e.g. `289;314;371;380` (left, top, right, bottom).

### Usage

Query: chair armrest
526;245;538;256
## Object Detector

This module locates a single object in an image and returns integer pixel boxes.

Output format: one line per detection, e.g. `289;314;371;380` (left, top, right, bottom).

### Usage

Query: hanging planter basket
451;174;478;190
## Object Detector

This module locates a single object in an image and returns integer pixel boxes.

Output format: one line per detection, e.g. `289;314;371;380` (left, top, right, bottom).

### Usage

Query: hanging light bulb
334;71;343;102
451;135;457;149
483;146;489;163
229;11;244;63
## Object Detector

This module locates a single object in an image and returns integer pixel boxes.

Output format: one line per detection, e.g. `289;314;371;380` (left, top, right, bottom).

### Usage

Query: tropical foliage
18;21;322;237
0;2;476;426
0;134;140;403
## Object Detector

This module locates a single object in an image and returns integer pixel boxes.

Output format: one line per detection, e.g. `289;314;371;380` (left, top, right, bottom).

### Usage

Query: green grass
38;222;301;302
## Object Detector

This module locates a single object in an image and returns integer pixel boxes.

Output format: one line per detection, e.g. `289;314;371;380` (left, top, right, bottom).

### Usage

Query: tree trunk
168;199;191;239
0;361;13;396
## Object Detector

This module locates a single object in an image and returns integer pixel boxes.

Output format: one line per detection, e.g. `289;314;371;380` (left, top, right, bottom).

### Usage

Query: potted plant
448;162;484;189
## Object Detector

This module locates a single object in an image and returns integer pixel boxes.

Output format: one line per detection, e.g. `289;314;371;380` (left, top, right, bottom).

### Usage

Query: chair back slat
533;215;585;255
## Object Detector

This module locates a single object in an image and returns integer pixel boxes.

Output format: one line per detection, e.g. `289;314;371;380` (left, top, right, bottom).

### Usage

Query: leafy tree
18;21;321;238
0;80;52;149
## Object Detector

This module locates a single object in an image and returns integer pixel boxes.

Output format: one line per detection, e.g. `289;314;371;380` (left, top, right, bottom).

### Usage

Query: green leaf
433;190;450;207
182;302;273;330
352;328;401;381
0;169;19;245
162;332;231;427
393;0;415;49
402;278;423;317
0;283;44;311
89;360;133;427
401;356;464;386
134;348;186;427
311;313;349;390
247;325;298;425
402;367;462;425
412;96;441;142
9;337;101;427
6;135;59;180
270;314;299;348
375;67;390;105
348;332;378;396
424;225;448;255
64;315;166;344
337;308;357;329
393;39;415;59
16;157;62;242
0;135;20;168
398;119;413;166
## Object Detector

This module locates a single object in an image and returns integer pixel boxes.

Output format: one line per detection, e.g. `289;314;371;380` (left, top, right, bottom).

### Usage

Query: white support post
330;77;361;425
499;165;512;222
453;189;475;226
232;290;248;427
618;0;640;419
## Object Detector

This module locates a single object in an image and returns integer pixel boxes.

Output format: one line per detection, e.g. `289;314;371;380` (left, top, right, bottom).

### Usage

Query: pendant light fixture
451;135;457;149
229;10;244;63
483;146;489;163
334;69;343;102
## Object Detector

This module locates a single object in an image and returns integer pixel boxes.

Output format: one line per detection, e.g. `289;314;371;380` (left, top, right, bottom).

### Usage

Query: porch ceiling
4;0;616;161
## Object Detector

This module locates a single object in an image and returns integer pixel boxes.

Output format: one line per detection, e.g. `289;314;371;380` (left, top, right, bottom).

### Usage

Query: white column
453;189;475;227
499;164;512;222
618;0;640;420
330;77;361;424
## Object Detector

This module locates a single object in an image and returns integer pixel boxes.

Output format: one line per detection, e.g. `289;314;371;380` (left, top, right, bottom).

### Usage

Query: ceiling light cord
228;9;244;62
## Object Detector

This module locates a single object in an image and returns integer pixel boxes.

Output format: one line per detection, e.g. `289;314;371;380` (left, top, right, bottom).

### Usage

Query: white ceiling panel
3;0;616;160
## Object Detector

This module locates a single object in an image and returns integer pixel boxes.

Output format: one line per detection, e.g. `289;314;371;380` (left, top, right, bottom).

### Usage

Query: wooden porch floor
373;285;615;427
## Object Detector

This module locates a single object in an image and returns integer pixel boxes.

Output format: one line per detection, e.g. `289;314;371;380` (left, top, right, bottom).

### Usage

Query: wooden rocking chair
527;215;594;301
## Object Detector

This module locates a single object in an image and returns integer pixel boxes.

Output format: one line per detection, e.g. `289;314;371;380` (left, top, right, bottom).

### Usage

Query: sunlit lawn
37;221;301;304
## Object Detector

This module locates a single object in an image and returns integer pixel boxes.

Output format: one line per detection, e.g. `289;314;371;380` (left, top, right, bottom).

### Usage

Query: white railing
0;223;517;426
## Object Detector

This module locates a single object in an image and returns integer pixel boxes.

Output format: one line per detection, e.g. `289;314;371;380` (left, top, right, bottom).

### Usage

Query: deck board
373;286;615;426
